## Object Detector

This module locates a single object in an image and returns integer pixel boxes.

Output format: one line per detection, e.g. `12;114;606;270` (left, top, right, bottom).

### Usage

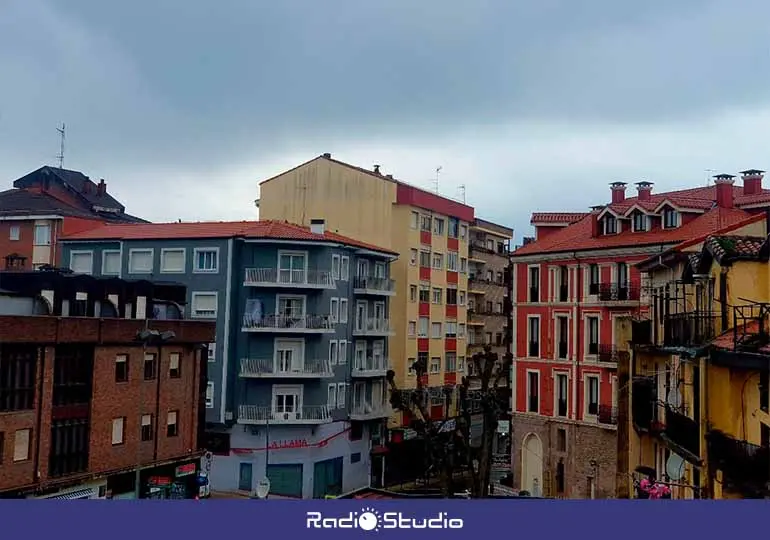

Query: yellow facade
258;156;472;421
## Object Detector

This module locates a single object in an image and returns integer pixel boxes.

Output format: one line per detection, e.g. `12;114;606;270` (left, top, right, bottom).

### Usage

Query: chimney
97;179;106;196
713;174;736;208
610;182;627;204
740;169;764;196
310;219;325;235
635;181;654;202
590;213;600;237
82;181;92;194
322;153;331;159
373;165;381;175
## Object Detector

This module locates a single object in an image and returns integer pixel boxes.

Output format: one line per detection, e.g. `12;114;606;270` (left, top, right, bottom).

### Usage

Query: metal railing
598;405;618;425
353;276;396;293
242;313;333;331
598;283;641;302
349;401;390;419
353;318;393;335
662;312;718;348
707;430;770;494
239;357;333;377
244;268;334;287
237;405;331;424
352;356;389;376
665;405;700;457
598;345;630;364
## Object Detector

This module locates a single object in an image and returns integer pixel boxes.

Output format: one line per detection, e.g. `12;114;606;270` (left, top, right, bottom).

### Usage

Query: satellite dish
665;453;685;481
667;388;682;409
253;478;271;499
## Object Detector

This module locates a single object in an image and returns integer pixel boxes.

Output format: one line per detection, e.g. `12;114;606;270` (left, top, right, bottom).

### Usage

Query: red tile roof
530;212;588;224
705;235;767;263
60;220;397;255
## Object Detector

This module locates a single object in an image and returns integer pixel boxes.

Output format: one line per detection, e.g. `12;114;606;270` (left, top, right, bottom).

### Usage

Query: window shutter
13;429;30;461
112;418;124;444
168;411;177;425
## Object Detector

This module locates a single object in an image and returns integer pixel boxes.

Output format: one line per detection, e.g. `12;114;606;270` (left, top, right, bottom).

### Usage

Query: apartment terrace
242;314;335;334
239;357;334;378
237;405;332;425
243;268;335;289
353;276;396;296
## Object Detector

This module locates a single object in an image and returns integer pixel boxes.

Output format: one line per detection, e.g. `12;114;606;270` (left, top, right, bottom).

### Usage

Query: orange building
257;154;475;423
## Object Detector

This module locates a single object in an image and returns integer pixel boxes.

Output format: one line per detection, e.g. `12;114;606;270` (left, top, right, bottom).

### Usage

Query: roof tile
530;212;588;224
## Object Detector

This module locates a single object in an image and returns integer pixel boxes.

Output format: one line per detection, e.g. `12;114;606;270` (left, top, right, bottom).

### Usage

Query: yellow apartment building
257;154;475;424
621;213;770;499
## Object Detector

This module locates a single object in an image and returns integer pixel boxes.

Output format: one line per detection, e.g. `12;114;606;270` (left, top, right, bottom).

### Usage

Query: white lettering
306;512;322;528
306;510;464;530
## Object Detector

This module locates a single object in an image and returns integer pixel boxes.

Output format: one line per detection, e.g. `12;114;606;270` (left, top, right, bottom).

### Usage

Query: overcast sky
2;0;770;239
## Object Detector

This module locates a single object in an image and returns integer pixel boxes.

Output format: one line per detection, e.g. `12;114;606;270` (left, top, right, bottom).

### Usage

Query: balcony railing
243;268;335;288
598;405;618;425
631;377;659;431
662;312;718;348
352;356;389;377
588;282;600;296
598;345;630;364
707;429;770;495
237;405;332;425
242;314;334;333
598;283;640;302
353;318;394;336
239;357;334;378
664;405;700;457
353;276;396;295
470;241;509;256
349;401;391;420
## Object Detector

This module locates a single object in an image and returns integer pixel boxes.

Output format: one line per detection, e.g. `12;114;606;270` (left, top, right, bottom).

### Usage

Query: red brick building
510;170;770;499
0;166;146;271
0;270;214;499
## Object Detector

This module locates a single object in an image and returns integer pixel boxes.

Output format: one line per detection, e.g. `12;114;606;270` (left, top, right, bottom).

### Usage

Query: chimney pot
322;153;331;159
97;178;106;196
310;219;325;235
373;165;381;175
635;181;654;202
740;169;765;196
713;174;736;208
609;182;627;204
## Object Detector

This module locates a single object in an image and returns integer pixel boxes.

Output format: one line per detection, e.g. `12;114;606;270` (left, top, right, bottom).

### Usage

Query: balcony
631;377;659;431
353;276;396;296
352;356;389;378
242;314;335;334
631;318;652;346
707;430;770;496
237;405;332;425
353;318;394;337
664;405;700;458
243;268;335;289
350;401;391;421
598;283;640;302
598;405;618;425
470;241;509;257
598;345;630;364
662;312;718;348
239;357;334;378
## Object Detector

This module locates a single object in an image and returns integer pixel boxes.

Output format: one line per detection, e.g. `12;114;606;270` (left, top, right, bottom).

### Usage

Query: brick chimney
713;174;736;208
590;213;600;237
310;218;325;235
97;179;106;196
635;181;654;201
740;169;764;196
610;182;627;204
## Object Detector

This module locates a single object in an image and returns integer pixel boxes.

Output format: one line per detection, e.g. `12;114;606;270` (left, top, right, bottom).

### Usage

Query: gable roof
0;188;146;223
60;220;397;255
530;212;588;225
14;166;125;211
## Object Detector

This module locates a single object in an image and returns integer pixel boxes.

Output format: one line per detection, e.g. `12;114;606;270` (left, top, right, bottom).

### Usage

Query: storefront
31;480;107;500
141;460;201;500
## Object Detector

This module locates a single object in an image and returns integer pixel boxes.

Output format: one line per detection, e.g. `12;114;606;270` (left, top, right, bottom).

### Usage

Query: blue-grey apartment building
60;218;397;498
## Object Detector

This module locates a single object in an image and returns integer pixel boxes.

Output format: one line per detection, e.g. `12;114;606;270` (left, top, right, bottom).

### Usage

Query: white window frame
111;417;125;445
339;298;349;323
553;371;569;418
169;352;180;377
527;264;541;303
410;249;417;266
338;339;348;365
584;373;601;420
9;225;19;241
555;315;569;360
585;314;600;358
101;250;121;276
330;297;340;323
160;248;186;274
332;254;341;280
632;212;649;233
432;252;443;269
193;247;219;274
208;343;216;362
277;250;308;283
327;383;337;408
526;315;541;358
33;223;51;246
662;207;680;229
431;321;442;338
337;382;347;408
272;384;303;414
447;252;459;271
432;288;442;304
410;211;419;229
603;216;618;235
205;382;215;408
418;317;429;338
329;340;339;366
526;369;540;414
340;256;350;281
276;294;306;317
408;321;416;337
191;291;218;318
167;410;178;433
429;357;441;374
13;429;31;461
128;248;154;274
274;339;304;373
69;250;94;275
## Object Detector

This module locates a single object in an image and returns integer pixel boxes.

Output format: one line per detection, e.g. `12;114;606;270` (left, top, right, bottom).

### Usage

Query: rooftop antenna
434;166;442;194
458;184;466;204
705;169;716;186
56;123;66;168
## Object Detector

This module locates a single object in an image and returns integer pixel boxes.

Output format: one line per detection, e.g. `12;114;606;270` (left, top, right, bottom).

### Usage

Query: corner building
258;154;475;423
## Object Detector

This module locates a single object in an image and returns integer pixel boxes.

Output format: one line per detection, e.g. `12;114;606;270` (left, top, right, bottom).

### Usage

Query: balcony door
275;340;303;373
374;262;386;278
373;340;384;370
273;385;302;418
373;302;385;321
353;382;365;408
357;260;369;278
278;252;306;284
277;295;305;318
354;341;366;370
355;302;367;332
372;380;383;409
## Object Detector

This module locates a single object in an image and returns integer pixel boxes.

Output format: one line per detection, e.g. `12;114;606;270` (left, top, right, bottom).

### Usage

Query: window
351;452;361;464
663;208;680;229
115;354;128;383
169;353;181;378
329;340;339;365
557;428;567;452
143;353;157;380
632;212;648;232
278;251;306;283
273;386;301;414
446;352;457;372
617;262;628;287
208;343;216;362
194;248;219;273
410;249;417;265
141;414;153;441
496;302;503;313
431;322;442;338
205;382;215;408
337;383;346;408
160;248;186;273
586;375;600;416
430;357;441;373
191;292;218;318
327;384;337;408
128;249;153;273
587;316;599;355
419;250;431;267
556;373;568;417
13;428;30;462
338;340;348;365
528;266;540;302
447;252;458;271
410;211;419;229
111;418;125;445
458;323;466;338
527;371;540;413
460;258;467;273
34;224;50;246
603;216;617;235
448;217;459;238
339;299;348;323
589;264;600;295
556;316;569;359
486;269;494;282
408;321;416;336
69;251;93;275
459;291;466;305
331;254;341;280
487;239;495;251
340;256;349;281
409;285;417;302
446;287;457;305
558;266;569;302
167;411;179;437
419;285;430;303
432;288;442;304
9;225;19;241
485;331;492;344
460;224;467;240
458;356;465;373
420;214;432;232
528;317;540;357
418;317;429;337
445;321;458;338
330;298;340;323
432;252;443;269
433;218;445;235
102;250;121;275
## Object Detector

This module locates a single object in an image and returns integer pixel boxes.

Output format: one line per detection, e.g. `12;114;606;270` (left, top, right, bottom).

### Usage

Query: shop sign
497;421;510;435
148;476;172;487
175;463;197;478
268;439;309;450
403;428;419;441
492;453;511;471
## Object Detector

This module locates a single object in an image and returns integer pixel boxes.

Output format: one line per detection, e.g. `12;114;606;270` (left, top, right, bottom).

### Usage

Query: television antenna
704;169;716;186
56;123;66;168
458;184;466;204
434;166;442;194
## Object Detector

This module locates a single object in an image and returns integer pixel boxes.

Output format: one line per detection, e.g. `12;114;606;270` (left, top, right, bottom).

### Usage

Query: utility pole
56;123;66;168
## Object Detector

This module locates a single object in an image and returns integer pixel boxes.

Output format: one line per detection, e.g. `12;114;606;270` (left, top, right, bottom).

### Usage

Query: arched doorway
521;433;543;496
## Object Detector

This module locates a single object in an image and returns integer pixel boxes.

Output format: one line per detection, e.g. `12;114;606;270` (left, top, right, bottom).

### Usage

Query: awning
42;488;95;500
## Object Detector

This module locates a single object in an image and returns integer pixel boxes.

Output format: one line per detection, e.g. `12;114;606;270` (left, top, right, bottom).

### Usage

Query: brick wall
0;220;36;266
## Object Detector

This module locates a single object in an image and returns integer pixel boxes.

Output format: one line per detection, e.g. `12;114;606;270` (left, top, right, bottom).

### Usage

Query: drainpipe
571;252;581;497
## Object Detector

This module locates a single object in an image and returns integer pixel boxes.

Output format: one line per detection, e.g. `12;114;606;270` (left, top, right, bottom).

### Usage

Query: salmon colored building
510;170;770;499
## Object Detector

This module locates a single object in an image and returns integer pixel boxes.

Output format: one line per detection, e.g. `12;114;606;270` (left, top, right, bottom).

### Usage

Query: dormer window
662;208;680;229
632;212;648;232
603;216;618;235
